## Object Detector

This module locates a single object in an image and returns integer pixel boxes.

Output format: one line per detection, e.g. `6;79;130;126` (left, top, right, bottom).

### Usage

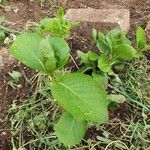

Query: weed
7;70;22;89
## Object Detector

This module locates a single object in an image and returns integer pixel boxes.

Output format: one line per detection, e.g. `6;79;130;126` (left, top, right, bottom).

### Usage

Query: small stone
65;9;130;37
145;21;150;32
17;84;22;89
0;47;15;70
1;131;6;135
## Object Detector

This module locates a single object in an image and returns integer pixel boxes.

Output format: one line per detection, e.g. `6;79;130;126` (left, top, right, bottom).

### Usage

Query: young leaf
107;29;131;47
39;16;75;38
8;70;22;83
77;50;89;64
55;112;87;146
51;73;108;123
136;27;146;49
87;51;99;61
57;7;64;18
97;32;111;53
77;50;99;64
98;54;112;73
47;37;70;69
38;37;57;73
9;33;47;73
114;44;136;59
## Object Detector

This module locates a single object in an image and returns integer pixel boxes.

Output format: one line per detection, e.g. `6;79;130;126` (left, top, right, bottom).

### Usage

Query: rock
0;47;15;70
65;9;130;37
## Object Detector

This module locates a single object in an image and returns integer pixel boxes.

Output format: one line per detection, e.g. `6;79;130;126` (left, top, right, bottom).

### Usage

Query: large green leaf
51;73;108;123
98;54;112;73
9;33;46;72
47;37;70;69
114;44;136;59
55;112;87;146
9;33;70;74
136;27;146;49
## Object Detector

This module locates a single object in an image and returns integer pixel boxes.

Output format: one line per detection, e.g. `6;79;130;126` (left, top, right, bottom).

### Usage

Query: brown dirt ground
0;0;150;149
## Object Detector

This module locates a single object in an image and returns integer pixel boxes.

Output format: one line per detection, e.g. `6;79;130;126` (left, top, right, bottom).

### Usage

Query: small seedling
78;27;150;88
38;7;77;38
8;70;22;89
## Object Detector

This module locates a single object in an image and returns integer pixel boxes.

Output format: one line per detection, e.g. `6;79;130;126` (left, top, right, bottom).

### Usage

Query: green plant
78;28;150;74
78;29;136;73
8;70;22;89
9;15;109;147
77;28;150;92
38;8;76;38
136;27;150;57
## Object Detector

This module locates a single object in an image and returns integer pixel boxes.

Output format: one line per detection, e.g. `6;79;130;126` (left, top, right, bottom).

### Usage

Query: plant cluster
8;8;150;148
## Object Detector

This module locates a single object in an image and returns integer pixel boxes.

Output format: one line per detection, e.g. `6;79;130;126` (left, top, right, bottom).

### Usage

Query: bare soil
0;0;150;149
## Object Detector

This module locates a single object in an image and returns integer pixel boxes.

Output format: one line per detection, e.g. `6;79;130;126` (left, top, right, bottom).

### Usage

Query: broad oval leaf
114;44;136;59
55;112;87;146
48;37;70;69
9;33;46;72
51;73;108;123
9;33;70;74
136;26;146;49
